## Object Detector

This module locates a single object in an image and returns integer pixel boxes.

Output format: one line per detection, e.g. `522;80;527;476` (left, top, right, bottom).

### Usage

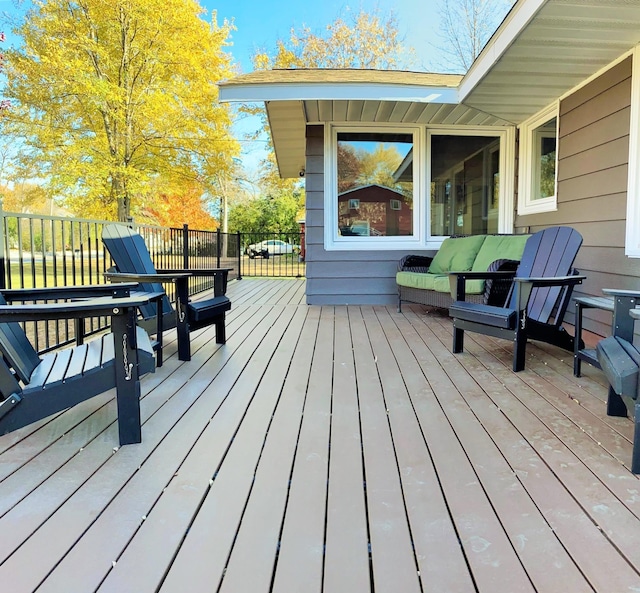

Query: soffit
461;0;640;124
265;99;512;178
220;69;512;178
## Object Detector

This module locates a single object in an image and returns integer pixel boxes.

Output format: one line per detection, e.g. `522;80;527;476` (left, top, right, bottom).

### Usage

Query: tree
434;0;516;73
253;7;415;70
143;182;218;230
0;32;8;113
1;0;240;221
228;192;304;237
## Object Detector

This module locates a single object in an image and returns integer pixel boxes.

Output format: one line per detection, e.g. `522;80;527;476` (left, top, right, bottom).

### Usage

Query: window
324;124;514;250
333;129;416;241
429;133;501;236
518;104;559;215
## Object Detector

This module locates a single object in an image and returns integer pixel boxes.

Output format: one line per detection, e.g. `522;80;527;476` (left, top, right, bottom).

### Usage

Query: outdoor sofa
396;233;530;311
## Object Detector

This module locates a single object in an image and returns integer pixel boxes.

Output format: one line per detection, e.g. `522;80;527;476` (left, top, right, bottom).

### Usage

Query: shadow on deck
0;278;638;593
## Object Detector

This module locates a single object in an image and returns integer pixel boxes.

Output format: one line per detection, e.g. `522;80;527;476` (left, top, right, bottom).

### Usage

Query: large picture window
324;124;513;250
336;131;415;238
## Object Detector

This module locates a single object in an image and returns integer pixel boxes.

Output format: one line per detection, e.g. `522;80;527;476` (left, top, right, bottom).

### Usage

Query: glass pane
337;132;413;237
536;118;557;199
430;135;500;236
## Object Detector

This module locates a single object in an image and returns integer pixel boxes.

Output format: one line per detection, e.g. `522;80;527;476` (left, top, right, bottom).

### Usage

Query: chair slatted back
0;294;41;384
509;226;583;323
102;224;174;320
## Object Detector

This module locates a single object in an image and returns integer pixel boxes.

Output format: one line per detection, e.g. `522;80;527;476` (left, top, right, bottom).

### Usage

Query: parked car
246;240;300;258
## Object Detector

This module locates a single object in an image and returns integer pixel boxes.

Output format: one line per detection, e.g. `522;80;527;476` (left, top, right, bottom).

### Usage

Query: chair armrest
629;309;640;321
0;283;140;302
0;294;155;322
156;268;232;274
105;271;191;283
514;275;586;287
602;288;640;299
512;275;586;312
157;267;231;295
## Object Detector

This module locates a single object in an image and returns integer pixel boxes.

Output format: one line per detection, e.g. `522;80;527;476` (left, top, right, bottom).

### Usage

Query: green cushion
433;275;484;295
396;271;440;290
471;234;530;272
428;235;487;274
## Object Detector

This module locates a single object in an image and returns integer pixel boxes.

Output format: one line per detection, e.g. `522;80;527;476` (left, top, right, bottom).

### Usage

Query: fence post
0;200;6;290
237;232;242;280
182;223;189;269
216;228;221;268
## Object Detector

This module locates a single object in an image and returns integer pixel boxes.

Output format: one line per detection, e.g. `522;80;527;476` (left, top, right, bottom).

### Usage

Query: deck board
324;306;370;593
354;307;423;593
270;306;333;593
372;307;477;593
1;279;640;593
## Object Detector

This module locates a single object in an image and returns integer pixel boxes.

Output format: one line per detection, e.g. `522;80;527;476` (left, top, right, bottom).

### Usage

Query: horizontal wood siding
516;57;638;335
304;125;433;305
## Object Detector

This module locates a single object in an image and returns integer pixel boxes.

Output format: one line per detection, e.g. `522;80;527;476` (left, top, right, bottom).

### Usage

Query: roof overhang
460;0;640;124
219;69;512;178
219;0;640;177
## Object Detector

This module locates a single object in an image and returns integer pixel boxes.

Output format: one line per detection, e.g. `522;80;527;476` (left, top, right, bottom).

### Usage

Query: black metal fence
0;211;242;352
0;208;307;353
240;231;305;278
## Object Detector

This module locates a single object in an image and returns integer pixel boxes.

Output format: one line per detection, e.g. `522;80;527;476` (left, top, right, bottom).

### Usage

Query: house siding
515;57;637;336
304;125;430;305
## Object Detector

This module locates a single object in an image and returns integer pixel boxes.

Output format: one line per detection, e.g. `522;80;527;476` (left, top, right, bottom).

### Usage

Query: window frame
324;124;424;251
324;123;515;251
426;126;514;244
517;103;559;215
626;45;640;257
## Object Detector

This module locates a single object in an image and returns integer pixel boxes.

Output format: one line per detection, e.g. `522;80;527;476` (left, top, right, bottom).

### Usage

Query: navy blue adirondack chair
0;286;156;444
449;226;585;371
102;224;232;362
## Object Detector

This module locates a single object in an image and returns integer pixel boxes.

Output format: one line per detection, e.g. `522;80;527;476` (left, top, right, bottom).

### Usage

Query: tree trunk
113;175;130;222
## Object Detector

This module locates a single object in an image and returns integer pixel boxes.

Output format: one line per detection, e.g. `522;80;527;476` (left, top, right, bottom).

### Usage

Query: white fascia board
458;0;548;101
219;82;459;104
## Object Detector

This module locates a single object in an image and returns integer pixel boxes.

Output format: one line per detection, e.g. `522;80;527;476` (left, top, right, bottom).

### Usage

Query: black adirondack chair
102;224;232;362
594;292;640;473
0;285;156;445
449;226;585;371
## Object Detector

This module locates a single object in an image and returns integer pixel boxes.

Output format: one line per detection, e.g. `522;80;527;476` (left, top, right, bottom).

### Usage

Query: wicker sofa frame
397;253;519;312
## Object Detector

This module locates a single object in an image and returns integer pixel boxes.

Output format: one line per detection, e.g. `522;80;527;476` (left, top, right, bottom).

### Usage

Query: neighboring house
219;0;640;337
338;185;413;237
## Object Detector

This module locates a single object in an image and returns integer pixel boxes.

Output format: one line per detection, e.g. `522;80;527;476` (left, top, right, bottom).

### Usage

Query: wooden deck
2;277;640;593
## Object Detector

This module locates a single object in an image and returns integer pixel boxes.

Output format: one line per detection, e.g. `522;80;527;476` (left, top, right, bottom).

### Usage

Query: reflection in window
430;135;500;236
534;117;557;200
337;132;413;237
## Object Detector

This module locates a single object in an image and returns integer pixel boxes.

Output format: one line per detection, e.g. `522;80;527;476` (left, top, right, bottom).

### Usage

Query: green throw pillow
428;235;487;274
471;234;530;272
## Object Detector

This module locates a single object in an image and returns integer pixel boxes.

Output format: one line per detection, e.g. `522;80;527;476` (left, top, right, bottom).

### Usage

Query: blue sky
2;0;443;70
204;0;443;73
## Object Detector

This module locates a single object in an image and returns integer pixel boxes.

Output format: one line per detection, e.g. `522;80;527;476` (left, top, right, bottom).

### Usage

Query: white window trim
626;45;640;257
324;124;424;251
323;123;515;251
517;102;559;216
426;126;515;246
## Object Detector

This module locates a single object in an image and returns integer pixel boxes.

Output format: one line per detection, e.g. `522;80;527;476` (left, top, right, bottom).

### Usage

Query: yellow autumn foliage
2;0;240;221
